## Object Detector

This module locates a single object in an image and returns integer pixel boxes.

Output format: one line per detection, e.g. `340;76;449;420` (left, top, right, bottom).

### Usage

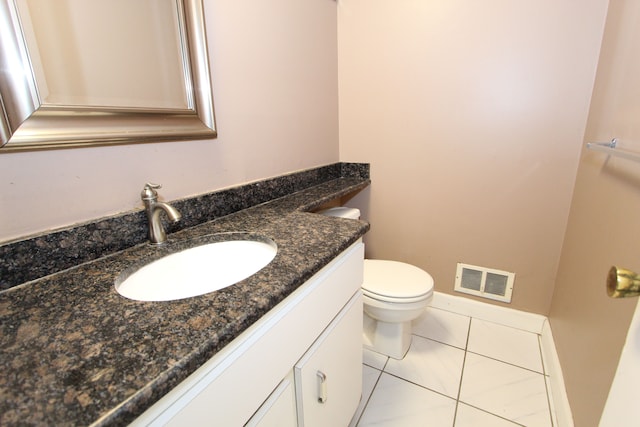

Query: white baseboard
431;292;546;333
540;319;574;427
431;292;573;426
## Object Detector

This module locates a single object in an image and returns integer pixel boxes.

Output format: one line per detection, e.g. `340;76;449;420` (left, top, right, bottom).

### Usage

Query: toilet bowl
319;207;434;359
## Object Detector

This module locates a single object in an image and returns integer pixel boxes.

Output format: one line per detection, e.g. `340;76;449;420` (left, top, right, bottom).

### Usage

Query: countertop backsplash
0;162;369;291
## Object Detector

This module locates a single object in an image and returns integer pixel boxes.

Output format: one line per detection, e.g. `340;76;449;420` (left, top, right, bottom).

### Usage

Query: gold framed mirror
0;0;216;152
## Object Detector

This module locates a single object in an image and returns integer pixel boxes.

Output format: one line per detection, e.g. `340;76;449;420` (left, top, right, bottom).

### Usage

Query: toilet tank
317;207;361;220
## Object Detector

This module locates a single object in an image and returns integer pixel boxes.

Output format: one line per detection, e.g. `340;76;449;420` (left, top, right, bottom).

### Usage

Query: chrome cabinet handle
317;371;327;403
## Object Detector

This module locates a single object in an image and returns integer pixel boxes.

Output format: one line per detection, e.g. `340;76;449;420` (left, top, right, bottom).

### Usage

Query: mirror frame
0;0;216;152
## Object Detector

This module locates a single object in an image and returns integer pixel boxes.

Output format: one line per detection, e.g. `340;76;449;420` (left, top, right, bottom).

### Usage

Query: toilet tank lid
317;207;361;219
363;259;434;298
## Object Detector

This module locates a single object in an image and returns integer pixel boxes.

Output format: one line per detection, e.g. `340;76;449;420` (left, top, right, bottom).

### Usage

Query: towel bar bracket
585;138;640;163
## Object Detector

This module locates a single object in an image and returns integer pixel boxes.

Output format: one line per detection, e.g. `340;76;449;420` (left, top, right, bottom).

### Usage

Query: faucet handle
141;182;161;200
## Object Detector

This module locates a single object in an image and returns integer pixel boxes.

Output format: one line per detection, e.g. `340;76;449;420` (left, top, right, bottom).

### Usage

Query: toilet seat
363;259;434;303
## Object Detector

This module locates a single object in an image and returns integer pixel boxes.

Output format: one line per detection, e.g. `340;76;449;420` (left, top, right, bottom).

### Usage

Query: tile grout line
412;332;467;351
459;402;528;427
355;354;389;426
463;313;544;335
452;316;473;426
413;330;545;375
379;371;459;402
353;368;383;427
538;334;556;427
464;350;546;375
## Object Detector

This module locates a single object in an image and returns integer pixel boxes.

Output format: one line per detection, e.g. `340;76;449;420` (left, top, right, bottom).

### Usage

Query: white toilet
319;207;434;359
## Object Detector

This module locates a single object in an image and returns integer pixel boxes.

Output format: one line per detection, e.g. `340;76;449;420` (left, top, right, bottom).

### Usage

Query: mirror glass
0;0;216;151
18;0;189;109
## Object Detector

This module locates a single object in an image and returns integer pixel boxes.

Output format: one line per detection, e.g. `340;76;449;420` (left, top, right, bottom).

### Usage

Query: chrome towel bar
586;138;640;163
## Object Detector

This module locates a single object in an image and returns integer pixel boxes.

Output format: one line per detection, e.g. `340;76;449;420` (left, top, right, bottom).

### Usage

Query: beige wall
550;0;640;424
0;0;339;243
338;0;609;314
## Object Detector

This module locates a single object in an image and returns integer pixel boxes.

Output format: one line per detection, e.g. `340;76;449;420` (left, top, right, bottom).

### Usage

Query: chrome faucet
141;183;182;245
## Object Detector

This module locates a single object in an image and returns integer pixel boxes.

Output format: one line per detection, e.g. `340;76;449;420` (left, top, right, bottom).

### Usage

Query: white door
600;298;640;425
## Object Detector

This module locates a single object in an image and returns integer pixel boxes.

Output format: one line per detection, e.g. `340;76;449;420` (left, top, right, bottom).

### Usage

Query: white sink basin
115;238;277;302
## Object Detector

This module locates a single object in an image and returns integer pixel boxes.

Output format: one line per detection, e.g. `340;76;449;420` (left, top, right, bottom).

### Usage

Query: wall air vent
454;263;515;303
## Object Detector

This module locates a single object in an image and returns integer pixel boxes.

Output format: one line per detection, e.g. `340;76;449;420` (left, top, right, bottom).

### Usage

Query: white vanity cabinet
246;373;297;427
132;241;364;427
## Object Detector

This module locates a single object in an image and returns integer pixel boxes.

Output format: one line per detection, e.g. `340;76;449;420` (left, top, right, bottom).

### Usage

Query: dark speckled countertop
0;169;370;426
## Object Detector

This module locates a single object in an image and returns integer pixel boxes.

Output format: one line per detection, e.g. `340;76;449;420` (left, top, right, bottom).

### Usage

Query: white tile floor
349;307;554;427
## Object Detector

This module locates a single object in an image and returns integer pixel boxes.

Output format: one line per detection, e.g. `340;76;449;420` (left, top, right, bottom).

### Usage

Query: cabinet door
294;293;363;427
246;372;297;427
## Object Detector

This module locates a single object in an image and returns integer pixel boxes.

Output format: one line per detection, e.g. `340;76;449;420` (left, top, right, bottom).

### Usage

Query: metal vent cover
454;263;515;303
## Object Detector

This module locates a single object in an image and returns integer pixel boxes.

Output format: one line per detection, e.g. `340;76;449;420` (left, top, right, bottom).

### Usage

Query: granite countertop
0;177;370;426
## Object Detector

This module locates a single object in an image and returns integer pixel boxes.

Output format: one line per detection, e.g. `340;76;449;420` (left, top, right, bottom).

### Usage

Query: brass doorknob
607;266;640;298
